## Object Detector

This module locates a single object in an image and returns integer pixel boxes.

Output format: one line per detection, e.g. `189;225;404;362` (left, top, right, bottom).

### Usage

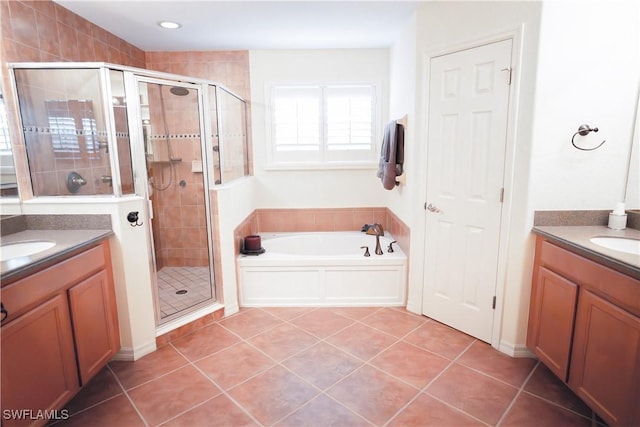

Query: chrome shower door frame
125;72;217;325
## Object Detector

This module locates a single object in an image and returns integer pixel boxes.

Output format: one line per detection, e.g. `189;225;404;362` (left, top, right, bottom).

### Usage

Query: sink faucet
364;223;385;255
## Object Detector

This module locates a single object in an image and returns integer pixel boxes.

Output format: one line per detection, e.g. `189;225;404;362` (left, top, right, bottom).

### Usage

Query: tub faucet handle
387;240;397;253
360;246;370;257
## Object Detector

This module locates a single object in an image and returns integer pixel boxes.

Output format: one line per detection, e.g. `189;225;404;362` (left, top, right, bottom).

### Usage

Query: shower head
169;86;189;96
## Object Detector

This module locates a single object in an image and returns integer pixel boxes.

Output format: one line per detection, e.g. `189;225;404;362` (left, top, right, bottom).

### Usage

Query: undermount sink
589;237;640;256
0;240;56;262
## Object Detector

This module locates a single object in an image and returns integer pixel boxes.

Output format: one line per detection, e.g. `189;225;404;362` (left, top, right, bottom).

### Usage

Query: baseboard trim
499;340;536;358
112;340;157;362
405;300;421;315
224;302;239;316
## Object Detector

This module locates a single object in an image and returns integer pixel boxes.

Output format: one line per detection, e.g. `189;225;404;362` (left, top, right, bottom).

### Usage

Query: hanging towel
377;120;404;190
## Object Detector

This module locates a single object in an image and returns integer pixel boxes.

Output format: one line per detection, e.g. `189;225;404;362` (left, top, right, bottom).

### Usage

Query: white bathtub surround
238;232;407;307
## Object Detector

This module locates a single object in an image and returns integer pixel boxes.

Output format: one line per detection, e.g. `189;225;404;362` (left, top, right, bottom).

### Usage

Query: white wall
249;49;391;208
529;1;640;210
387;13;417;220
387;14;420;312
213;177;255;315
0;199;21;215
19;197;157;360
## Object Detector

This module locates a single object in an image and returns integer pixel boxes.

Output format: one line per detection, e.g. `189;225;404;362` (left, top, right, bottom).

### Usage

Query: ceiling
54;1;422;51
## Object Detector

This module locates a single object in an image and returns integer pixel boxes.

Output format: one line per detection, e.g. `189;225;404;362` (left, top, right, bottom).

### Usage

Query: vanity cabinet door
527;266;578;381
569;289;640;427
0;294;79;426
68;269;120;385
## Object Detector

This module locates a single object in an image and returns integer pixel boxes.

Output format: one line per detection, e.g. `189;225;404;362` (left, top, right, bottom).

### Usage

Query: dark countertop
1;229;114;285
532;226;640;280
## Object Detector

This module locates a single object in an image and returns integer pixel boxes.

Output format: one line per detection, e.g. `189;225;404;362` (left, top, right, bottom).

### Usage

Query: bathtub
237;232;407;307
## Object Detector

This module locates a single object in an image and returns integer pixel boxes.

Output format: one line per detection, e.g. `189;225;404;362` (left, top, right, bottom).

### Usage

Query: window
268;84;378;167
46;100;100;160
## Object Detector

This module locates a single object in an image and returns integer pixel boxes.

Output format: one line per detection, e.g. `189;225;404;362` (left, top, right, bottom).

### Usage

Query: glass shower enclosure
10;63;249;324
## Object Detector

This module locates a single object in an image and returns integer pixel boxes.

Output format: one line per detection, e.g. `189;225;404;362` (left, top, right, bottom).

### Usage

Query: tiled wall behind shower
145;51;252;269
145;51;250;99
0;1;145;66
13;68;135;196
145;51;253;174
146;83;208;269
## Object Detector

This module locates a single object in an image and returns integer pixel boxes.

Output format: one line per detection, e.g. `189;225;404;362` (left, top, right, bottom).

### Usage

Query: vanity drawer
1;244;107;324
538;239;640;316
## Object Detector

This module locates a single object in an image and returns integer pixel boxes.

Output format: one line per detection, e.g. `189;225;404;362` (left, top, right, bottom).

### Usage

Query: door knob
427;203;443;214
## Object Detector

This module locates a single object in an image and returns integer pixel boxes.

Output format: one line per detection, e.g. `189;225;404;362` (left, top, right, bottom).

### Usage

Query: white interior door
422;39;512;343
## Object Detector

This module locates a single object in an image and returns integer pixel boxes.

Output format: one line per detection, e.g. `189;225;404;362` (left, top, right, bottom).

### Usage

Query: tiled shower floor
55;307;603;426
157;266;212;317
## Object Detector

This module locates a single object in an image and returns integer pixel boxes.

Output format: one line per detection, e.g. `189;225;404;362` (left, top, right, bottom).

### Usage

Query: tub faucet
363;223;384;236
363;223;384;255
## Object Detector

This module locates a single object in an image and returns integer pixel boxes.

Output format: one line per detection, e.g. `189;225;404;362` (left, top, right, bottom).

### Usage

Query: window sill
263;162;378;171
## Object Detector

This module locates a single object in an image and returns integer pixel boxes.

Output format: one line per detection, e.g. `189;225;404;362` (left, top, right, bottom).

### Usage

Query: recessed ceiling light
158;21;181;29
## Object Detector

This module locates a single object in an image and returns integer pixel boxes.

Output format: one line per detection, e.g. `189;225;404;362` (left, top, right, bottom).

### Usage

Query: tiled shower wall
1;1;145;66
1;0;145;199
13;71;117;196
1;1;252;270
145;51;253;175
145;51;250;100
147;84;208;269
145;52;252;269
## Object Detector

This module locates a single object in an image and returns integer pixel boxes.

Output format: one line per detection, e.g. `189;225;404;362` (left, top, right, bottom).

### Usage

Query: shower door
135;77;216;323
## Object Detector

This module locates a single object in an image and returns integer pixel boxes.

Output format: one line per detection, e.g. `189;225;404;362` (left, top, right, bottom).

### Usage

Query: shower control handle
360;246;370;257
387;241;397;253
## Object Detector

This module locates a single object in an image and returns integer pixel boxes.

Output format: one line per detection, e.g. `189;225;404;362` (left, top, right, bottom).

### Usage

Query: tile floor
55;307;602;427
157;267;213;317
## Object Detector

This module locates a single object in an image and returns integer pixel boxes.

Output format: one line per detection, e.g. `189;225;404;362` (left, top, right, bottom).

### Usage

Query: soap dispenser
608;202;627;230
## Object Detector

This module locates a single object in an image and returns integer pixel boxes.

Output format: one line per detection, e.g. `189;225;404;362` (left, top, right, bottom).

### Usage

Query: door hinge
492;296;496;309
499;187;504;203
501;67;512;85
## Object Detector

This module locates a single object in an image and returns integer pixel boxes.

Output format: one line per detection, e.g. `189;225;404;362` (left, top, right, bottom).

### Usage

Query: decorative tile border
149;133;201;140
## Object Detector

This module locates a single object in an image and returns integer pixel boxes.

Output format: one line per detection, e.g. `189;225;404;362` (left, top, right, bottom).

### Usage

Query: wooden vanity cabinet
569;289;640;426
1;295;79;423
527;236;640;426
0;240;119;426
68;250;120;384
526;265;577;381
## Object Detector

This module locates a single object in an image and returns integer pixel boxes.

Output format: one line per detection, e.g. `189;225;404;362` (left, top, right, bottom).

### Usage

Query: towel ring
571;124;605;151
